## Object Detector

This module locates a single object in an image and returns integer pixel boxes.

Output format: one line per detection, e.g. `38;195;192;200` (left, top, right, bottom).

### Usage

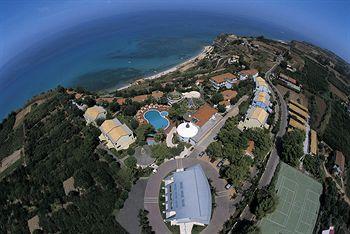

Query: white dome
177;122;198;138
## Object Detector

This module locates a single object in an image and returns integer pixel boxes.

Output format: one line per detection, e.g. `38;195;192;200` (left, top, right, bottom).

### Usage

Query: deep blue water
0;11;304;120
144;109;169;130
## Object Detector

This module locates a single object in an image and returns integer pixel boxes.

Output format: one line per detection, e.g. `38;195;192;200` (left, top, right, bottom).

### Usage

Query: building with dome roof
176;122;198;144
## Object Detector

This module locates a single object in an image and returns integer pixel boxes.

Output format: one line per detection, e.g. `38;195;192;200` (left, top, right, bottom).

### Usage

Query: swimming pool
144;109;170;130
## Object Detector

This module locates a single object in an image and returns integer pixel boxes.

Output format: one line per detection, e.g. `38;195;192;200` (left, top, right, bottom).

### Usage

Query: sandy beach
114;45;212;92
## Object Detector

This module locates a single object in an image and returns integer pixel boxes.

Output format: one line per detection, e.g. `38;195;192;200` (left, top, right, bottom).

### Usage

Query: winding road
258;55;288;188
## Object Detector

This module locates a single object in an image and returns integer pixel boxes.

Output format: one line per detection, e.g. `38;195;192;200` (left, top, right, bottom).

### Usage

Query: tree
130;118;139;130
303;154;322;179
250;187;278;219
108;102;120;112
211;93;224;105
127;147;135;156
150;144;172;163
82;96;96;107
217;104;226;113
281;129;305;166
124;156;137;168
206;141;223;159
138;209;154;234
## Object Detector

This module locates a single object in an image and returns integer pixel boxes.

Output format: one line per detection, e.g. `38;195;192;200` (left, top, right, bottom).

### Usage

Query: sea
0;10;305;120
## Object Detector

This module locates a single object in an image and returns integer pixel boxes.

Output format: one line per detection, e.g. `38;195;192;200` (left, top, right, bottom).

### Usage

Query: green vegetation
138;209;154;234
211;92;224;105
281;129;305;166
303;154;322;180
250;187;278;219
282;57;329;94
250;163;278;219
168;101;189;121
238;99;251;116
150;143;186;164
0;113;24;160
207;117;271;186
318;178;350;233
323;101;350;194
0;90;139;233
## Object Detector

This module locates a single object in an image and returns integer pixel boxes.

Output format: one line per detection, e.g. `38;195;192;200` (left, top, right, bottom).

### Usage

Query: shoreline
106;45;212;93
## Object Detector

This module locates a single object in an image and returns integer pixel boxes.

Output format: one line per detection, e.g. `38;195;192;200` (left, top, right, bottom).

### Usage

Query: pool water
144;109;169;130
161;111;169;116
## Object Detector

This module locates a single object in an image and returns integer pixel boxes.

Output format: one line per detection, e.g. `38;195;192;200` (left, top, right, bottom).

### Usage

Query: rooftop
289;100;308;112
192;104;218;127
177;122;198;138
221;90;238;100
100;118;132;143
335;151;345;172
289;118;306;131
210;73;236;84
239;69;258;76
167;164;212;224
248;106;268;124
280;73;297;84
288;103;309;119
310;129;318;156
84;105;106;121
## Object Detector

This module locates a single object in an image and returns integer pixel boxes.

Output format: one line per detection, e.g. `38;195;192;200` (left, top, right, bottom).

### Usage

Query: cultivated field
259;162;322;234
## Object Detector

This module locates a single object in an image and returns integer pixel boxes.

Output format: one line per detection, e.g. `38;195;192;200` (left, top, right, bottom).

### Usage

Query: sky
0;0;349;66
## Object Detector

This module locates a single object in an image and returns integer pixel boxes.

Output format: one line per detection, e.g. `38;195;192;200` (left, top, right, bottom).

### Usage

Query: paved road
116;179;148;234
258;56;288;188
189;95;249;158
144;158;234;234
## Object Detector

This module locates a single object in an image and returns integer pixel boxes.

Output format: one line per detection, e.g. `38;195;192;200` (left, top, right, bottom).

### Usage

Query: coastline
108;45;212;92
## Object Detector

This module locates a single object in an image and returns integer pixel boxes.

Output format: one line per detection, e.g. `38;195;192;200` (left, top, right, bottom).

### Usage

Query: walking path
165;127;177;148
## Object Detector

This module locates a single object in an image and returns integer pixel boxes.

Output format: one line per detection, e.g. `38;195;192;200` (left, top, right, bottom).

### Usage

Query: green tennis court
259;162;322;234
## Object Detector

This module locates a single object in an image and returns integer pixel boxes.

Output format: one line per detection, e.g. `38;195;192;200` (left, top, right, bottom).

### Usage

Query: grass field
259;162;322;234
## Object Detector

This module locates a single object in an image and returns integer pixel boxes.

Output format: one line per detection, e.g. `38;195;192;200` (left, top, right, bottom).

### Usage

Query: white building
164;164;212;234
176;122;199;144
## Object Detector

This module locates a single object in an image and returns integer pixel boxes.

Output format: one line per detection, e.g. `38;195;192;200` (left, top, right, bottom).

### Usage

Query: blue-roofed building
163;164;212;233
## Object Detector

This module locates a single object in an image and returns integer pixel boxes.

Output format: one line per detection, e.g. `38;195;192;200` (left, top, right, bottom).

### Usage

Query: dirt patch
329;83;348;102
14;106;31;129
0;148;22;174
14;98;47;129
276;84;308;106
27;215;41;234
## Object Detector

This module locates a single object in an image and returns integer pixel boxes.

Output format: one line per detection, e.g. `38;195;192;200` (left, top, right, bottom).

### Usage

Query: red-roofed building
334;151;345;175
210;73;237;89
191;104;218;127
239;69;259;80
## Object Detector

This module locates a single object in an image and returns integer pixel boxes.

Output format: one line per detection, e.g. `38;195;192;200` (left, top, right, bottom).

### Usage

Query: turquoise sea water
0;11;304;120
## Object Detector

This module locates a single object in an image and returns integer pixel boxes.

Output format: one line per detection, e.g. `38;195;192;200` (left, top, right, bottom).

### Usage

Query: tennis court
259;162;322;234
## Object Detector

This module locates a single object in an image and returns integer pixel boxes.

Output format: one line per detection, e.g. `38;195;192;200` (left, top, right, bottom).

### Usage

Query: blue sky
1;0;349;65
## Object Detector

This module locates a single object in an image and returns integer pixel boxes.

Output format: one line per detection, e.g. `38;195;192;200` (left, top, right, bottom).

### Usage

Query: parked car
216;159;225;168
225;183;233;190
210;157;216;163
199;151;205;157
213;136;218;140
